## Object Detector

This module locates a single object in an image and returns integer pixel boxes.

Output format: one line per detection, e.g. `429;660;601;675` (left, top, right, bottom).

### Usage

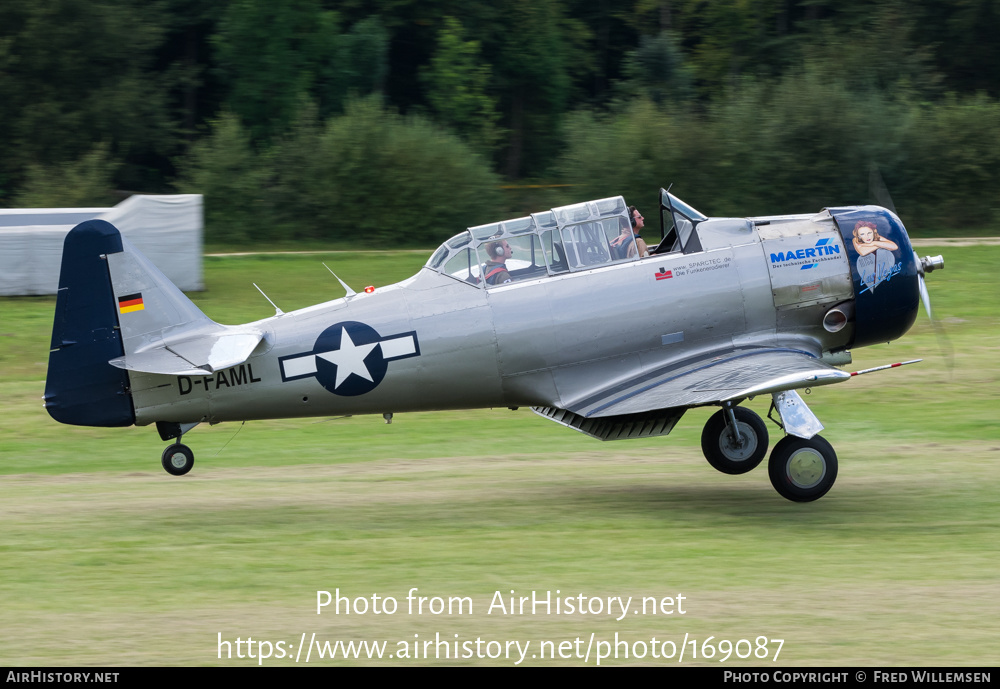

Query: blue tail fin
44;220;135;427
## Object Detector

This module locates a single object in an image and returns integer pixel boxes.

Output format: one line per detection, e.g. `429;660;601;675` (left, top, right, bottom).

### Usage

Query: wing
559;347;849;419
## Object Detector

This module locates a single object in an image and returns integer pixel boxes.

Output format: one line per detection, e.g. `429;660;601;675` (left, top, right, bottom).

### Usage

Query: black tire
161;443;194;476
700;407;768;475
768;435;838;502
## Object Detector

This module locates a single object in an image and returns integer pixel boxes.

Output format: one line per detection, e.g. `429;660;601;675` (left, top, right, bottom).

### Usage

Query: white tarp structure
0;194;203;295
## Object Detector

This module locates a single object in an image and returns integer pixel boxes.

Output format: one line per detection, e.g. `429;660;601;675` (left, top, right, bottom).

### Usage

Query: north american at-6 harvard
44;188;943;501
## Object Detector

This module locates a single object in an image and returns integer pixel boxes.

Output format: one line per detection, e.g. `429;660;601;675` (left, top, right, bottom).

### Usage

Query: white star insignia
316;328;378;388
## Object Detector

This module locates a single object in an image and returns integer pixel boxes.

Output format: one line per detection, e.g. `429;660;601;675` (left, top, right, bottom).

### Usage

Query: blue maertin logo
769;238;841;270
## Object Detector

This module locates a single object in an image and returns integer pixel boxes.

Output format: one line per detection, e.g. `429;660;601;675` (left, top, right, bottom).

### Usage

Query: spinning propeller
916;252;944;319
870;164;951;371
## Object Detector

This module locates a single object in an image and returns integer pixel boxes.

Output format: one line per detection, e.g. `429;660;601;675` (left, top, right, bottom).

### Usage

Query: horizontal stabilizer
109;329;264;375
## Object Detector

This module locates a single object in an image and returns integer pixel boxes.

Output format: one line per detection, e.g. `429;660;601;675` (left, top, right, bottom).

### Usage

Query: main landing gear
699;397;838;502
767;435;838;502
701;406;768;474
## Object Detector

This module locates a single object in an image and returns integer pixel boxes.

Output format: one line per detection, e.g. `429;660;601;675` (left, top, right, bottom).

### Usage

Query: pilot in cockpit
610;206;649;259
482;239;513;285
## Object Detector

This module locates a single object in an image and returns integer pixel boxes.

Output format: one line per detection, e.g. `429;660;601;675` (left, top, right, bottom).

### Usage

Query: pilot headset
487;239;507;257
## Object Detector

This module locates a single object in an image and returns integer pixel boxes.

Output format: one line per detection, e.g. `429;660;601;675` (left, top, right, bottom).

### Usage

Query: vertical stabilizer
105;232;214;351
45;220;135;426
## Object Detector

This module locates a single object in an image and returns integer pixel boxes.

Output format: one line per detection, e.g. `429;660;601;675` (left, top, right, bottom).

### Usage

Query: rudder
45;220;135;427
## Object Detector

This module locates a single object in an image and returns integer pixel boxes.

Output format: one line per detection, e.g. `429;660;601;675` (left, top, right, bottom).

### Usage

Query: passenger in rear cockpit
482;239;513;285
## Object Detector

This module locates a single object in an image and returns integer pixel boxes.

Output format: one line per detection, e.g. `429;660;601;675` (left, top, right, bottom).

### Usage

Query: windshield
658;188;707;254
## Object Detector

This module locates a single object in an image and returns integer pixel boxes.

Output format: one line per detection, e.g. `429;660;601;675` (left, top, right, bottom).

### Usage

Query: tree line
2;0;999;242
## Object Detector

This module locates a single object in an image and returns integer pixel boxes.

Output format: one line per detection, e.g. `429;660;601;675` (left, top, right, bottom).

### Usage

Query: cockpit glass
562;221;611;269
503;217;534;236
470;222;503;242
658;189;707;254
429;196;637;281
480;234;548;287
671;196;708;222
541;229;569;274
447;232;472;249
428;245;449;270
532;210;557;231
593;196;628;216
441;247;482;285
660;189;707;222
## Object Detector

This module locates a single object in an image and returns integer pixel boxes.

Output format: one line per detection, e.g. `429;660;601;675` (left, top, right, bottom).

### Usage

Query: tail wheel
701;407;768;475
161;444;194;476
768;435;838;502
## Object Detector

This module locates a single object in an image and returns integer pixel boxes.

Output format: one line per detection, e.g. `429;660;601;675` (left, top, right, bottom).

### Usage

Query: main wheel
768;435;838;502
161;443;194;476
700;407;768;475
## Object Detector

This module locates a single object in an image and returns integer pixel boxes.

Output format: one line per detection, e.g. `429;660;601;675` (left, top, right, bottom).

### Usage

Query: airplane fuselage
44;190;940;500
127;209;874;427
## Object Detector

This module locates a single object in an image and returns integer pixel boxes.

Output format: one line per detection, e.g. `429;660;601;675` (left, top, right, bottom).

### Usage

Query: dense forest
2;0;999;242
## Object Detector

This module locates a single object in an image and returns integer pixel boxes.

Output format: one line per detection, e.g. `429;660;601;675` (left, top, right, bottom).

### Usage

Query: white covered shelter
0;194;203;295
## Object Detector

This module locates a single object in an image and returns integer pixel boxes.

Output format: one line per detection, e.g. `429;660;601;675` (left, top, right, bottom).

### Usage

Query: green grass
0;246;997;665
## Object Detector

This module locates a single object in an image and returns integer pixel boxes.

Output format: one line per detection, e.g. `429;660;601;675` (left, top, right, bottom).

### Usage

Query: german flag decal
118;293;145;314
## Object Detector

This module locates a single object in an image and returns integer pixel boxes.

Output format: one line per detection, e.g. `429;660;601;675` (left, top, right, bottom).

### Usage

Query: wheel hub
787;448;826;488
720;422;758;461
168;452;188;469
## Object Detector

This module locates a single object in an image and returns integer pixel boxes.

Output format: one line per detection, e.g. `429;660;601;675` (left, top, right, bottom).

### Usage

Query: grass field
0;246;997;666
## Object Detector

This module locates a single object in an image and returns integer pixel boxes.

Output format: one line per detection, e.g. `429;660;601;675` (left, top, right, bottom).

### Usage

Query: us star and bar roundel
278;320;420;397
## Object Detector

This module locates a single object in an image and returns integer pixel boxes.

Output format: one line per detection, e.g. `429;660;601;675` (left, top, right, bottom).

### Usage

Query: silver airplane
44;189;943;502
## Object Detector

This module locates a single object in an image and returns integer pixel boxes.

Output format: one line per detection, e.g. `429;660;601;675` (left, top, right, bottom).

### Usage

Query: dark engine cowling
828;206;919;348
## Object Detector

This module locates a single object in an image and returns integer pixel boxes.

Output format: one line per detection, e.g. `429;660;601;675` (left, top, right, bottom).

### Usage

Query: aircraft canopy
426;196;642;287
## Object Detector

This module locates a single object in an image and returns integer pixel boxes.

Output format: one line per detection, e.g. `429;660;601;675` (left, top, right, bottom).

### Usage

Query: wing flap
564;347;850;418
532;405;686;441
